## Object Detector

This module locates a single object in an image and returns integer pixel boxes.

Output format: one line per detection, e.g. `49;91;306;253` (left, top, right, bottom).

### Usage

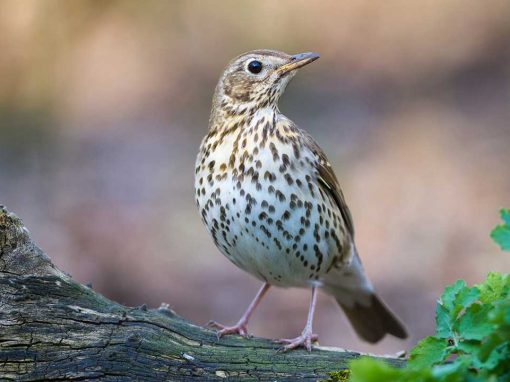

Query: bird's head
212;49;319;116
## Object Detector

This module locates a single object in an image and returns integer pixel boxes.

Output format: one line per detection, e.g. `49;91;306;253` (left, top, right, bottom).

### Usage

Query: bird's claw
274;333;319;352
207;320;250;338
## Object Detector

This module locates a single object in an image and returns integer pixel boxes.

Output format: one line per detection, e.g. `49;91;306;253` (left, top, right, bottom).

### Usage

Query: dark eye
247;60;263;74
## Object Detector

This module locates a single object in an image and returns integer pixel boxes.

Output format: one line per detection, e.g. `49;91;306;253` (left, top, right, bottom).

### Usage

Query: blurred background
1;0;509;354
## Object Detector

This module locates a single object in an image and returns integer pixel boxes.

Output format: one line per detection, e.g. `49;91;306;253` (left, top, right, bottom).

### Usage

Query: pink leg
209;283;271;338
275;287;319;352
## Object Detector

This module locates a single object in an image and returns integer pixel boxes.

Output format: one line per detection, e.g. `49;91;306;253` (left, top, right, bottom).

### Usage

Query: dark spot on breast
292;144;300;159
260;225;271;238
264;171;276;182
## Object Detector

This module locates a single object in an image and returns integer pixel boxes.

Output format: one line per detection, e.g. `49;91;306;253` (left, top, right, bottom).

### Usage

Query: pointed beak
276;52;320;75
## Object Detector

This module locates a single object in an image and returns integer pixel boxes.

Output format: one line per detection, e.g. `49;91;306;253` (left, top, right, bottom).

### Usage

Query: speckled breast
195;115;348;287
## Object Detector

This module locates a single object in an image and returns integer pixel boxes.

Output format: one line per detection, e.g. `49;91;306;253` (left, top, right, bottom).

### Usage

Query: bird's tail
336;292;408;343
322;253;408;343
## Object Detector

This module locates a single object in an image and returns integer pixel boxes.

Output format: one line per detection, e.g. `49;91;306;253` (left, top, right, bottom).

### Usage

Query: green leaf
500;209;510;226
477;273;509;304
490;299;510;326
476;299;510;371
457;303;493;340
348;357;437;382
430;358;469;380
408;337;451;369
348;358;405;382
436;303;454;338
491;209;510;251
454;286;480;316
456;339;480;354
491;226;510;251
435;279;476;338
440;280;467;312
477;342;510;370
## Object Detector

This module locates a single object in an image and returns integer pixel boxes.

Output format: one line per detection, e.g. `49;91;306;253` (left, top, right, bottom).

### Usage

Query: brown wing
302;132;355;238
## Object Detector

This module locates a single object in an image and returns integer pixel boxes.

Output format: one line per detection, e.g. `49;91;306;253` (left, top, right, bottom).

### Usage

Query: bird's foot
274;332;319;352
207;320;250;338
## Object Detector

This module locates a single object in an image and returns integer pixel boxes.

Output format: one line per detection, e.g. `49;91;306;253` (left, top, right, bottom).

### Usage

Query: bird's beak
277;52;320;75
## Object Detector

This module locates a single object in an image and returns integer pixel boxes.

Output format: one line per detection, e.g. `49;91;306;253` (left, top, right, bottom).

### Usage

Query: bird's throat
209;106;279;138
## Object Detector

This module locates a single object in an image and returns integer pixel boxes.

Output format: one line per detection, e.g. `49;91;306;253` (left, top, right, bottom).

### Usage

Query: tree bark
0;206;405;381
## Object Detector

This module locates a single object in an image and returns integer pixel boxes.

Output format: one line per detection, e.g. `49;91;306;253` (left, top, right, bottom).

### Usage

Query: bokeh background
1;0;509;354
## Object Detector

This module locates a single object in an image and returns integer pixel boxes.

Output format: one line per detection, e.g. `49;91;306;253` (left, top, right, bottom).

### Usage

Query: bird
194;49;407;351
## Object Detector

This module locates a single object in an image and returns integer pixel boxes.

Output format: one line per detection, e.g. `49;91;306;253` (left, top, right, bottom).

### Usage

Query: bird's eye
247;60;263;74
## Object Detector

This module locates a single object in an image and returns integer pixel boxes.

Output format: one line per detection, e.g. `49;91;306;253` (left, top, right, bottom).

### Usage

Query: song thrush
195;49;407;351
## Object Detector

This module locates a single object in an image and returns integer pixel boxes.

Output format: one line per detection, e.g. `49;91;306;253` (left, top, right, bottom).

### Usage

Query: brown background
1;0;509;354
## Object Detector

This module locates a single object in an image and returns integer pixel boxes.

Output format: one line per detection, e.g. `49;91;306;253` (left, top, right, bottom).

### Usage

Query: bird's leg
275;286;319;352
208;282;271;338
